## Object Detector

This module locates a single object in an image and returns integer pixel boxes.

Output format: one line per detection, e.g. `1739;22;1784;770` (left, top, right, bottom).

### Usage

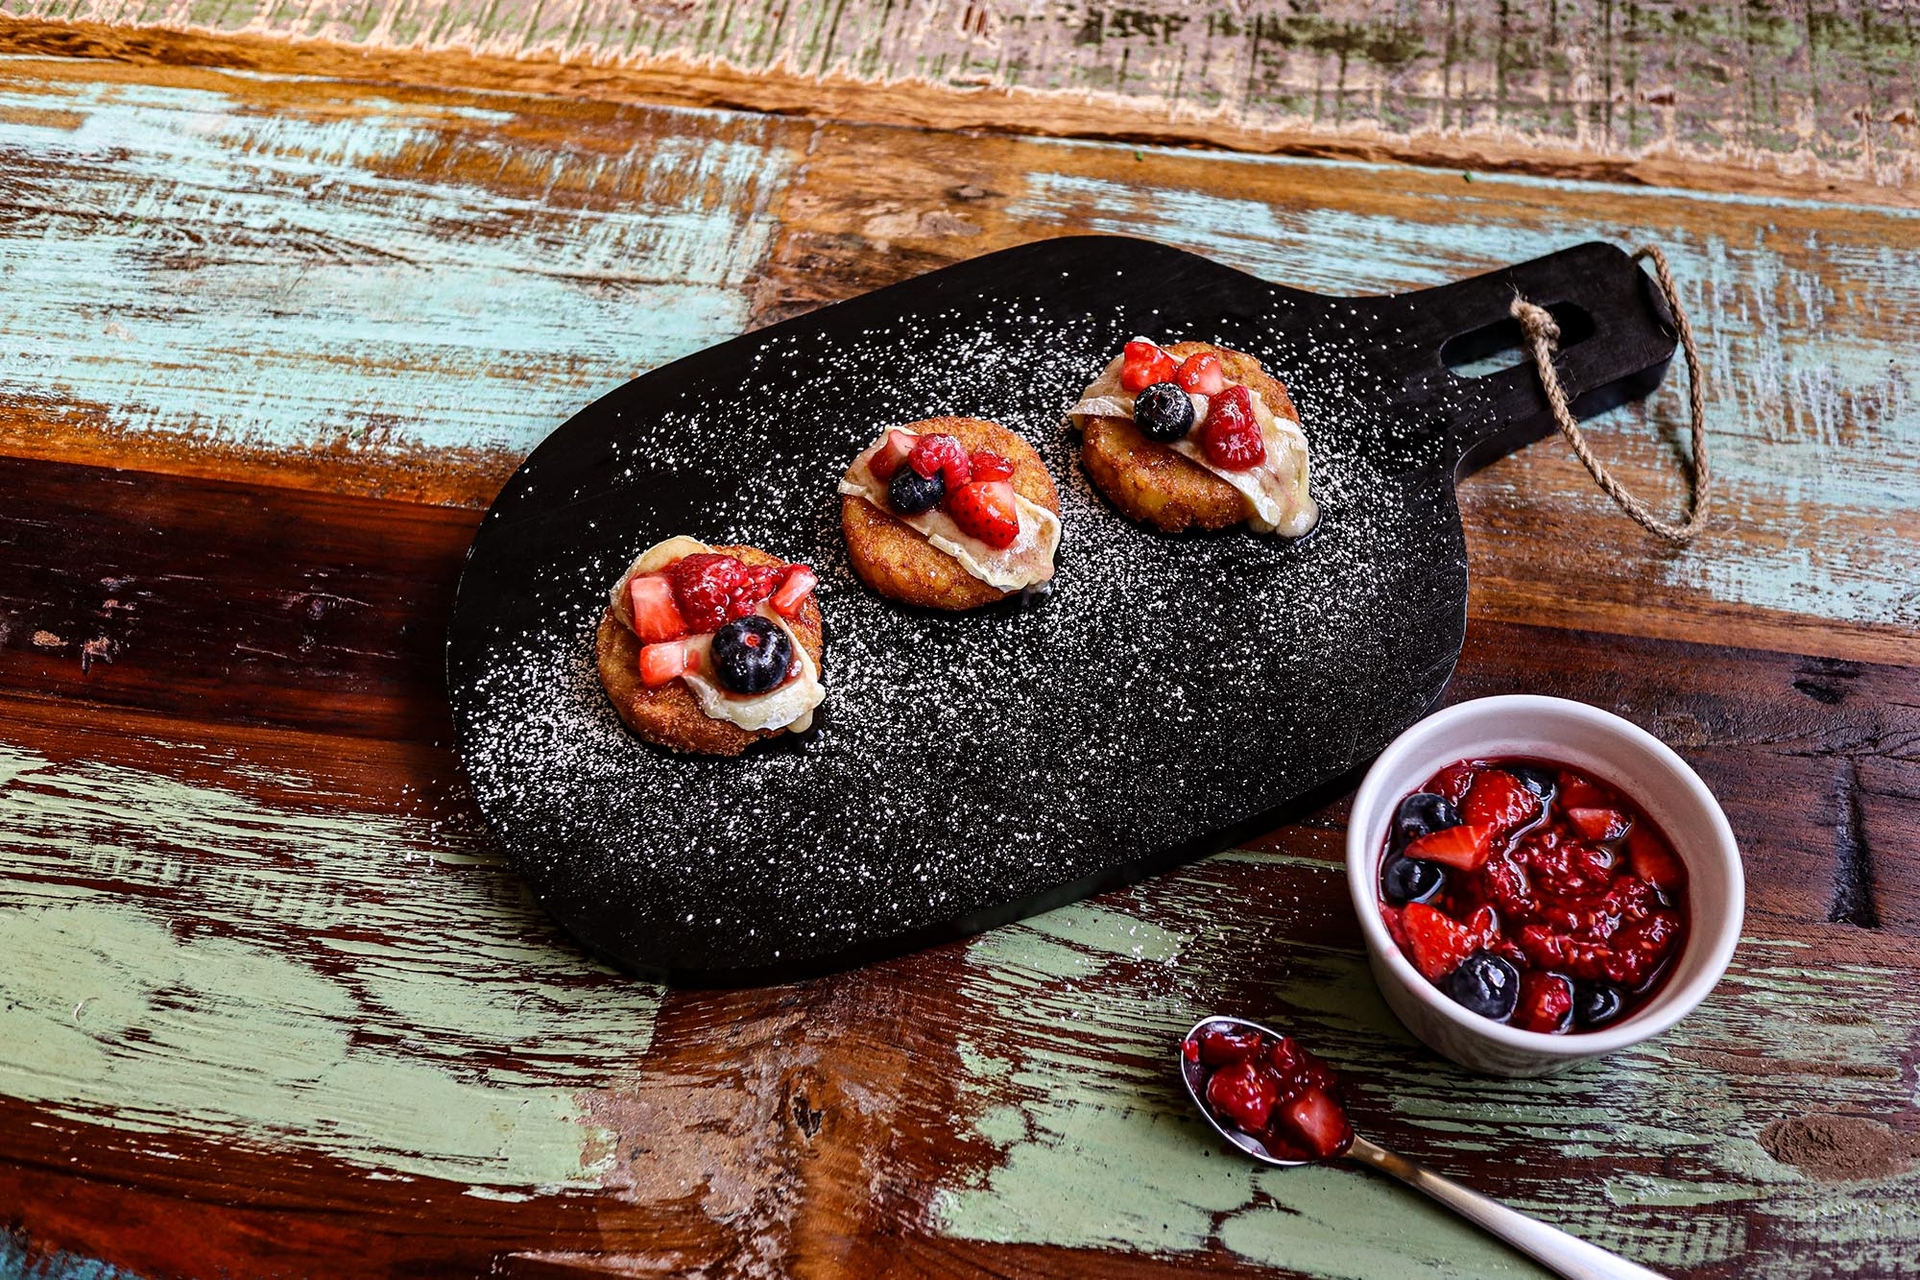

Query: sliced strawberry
969;450;1015;483
769;565;816;617
1515;971;1574;1034
1402;902;1480;980
1463;769;1542;836
638;639;687;689
1626;827;1686;891
1201;384;1265;470
1120;338;1177;393
1566;806;1631;842
1380;903;1410;952
946;478;1020;550
1402;823;1494;871
1204;1059;1277;1134
1279;1087;1353;1159
868;429;917;481
627;574;686;643
908;433;971;487
1173;351;1227;395
1195;1026;1265;1067
1558;772;1611;809
1430;762;1477;804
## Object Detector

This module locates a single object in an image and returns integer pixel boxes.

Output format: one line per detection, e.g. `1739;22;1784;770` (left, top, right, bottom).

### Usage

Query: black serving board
447;235;1675;986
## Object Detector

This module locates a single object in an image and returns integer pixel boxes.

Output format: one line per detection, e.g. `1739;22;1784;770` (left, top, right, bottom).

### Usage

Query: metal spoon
1179;1017;1668;1280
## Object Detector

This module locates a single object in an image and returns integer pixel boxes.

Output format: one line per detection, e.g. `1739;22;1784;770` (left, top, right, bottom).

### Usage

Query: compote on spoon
1179;1017;1668;1280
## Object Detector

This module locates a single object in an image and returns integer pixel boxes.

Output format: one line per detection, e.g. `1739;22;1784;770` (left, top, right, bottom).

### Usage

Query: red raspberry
1201;384;1266;470
908;433;972;488
1516;971;1574;1033
668;554;779;634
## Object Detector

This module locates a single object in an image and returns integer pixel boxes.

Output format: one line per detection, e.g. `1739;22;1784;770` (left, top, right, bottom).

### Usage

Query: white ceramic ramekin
1346;695;1744;1076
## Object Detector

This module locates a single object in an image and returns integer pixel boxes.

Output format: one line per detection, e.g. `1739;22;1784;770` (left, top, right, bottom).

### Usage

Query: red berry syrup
1183;1023;1354;1161
1379;758;1689;1034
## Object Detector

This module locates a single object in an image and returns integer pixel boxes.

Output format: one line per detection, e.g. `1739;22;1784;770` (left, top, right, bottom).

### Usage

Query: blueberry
888;466;945;515
1392;792;1461;851
1573;981;1625;1028
710;615;794;695
1381;853;1446;905
1132;381;1195;442
1442;951;1520;1022
1510;764;1558;801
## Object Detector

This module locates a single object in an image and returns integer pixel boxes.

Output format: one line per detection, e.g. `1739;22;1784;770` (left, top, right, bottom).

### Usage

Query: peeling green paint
0;741;663;1189
934;857;1920;1276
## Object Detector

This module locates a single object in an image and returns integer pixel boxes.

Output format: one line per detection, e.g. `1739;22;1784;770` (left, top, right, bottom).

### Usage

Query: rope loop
1510;245;1711;543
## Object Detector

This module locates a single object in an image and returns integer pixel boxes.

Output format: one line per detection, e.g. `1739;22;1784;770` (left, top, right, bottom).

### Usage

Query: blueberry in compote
711;615;794;695
1393;792;1461;850
1133;380;1196;442
1443;950;1520;1021
1510;764;1558;801
888;465;945;515
1573;981;1626;1029
1381;853;1446;905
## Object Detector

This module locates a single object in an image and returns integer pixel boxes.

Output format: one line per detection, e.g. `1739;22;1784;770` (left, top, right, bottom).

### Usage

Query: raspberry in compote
1183;1023;1353;1161
1378;758;1689;1034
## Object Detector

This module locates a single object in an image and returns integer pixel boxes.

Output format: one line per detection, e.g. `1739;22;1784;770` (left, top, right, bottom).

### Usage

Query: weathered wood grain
761;120;1920;663
1;0;1915;203
0;454;474;740
2;57;1916;668
2;580;1914;1276
0;55;802;506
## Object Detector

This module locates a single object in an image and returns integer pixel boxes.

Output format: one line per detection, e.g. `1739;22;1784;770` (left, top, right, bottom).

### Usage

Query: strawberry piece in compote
1184;1023;1354;1161
1381;757;1689;1033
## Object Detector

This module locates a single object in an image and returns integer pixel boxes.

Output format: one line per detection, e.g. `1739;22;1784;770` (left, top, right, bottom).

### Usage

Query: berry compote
1182;1022;1354;1160
1378;758;1689;1034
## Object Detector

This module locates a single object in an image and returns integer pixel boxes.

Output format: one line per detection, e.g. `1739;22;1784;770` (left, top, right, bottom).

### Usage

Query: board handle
1365;241;1678;476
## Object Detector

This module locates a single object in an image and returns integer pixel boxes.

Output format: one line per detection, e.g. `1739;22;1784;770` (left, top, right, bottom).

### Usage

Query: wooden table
3;3;1916;1277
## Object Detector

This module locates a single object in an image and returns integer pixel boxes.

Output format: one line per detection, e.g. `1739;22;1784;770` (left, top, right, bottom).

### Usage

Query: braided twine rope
1508;245;1711;544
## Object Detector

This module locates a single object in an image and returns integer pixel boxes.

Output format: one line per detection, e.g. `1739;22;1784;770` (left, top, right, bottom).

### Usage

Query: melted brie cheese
1066;352;1319;537
838;434;1061;592
608;537;824;734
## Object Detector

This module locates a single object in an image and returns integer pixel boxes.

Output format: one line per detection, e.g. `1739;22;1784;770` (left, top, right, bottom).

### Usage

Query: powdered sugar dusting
449;240;1486;981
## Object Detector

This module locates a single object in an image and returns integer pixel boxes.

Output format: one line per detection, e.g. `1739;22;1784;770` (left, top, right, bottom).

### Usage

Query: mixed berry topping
888;465;945;515
1379;758;1690;1034
1112;341;1267;472
1183;1023;1354;1161
875;431;1025;551
626;552;815;694
1200;384;1265;470
1133;381;1195;442
1120;338;1177;392
669;553;784;634
710;615;794;695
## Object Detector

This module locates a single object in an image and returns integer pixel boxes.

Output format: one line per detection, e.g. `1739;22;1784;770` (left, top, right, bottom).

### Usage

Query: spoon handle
1345;1135;1668;1280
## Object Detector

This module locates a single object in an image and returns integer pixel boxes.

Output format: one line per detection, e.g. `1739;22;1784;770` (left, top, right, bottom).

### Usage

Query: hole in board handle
1440;302;1596;379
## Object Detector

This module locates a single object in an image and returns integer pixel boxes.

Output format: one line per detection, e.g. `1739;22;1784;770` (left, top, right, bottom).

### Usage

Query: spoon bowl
1179;1016;1669;1280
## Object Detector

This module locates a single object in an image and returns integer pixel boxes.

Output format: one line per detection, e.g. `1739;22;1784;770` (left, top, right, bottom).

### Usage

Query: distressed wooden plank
2;611;1914;1276
0;54;801;506
0;1;1915;204
762;121;1920;662
0;454;474;741
2;58;1915;662
0;697;821;1275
